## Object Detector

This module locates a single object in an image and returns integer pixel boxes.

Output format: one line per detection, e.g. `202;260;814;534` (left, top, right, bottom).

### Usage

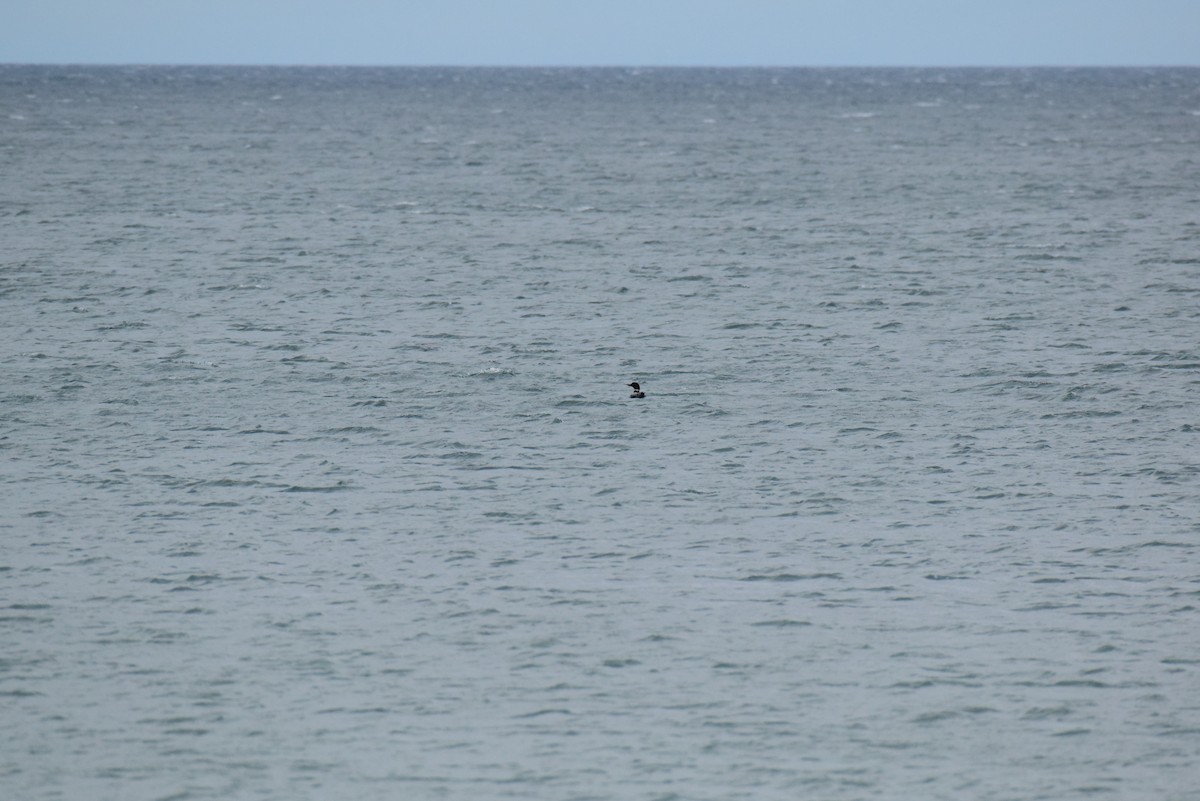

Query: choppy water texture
2;66;1199;800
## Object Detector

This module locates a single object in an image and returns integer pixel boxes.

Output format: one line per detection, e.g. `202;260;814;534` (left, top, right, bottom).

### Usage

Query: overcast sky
3;0;1196;67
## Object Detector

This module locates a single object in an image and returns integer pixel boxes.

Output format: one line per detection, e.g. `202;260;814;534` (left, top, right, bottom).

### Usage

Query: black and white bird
627;381;645;399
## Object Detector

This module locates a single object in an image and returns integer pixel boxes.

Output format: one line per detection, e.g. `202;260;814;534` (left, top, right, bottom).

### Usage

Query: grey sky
3;0;1196;66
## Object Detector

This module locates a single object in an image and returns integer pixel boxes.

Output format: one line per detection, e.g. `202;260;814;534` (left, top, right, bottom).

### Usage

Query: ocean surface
2;65;1199;800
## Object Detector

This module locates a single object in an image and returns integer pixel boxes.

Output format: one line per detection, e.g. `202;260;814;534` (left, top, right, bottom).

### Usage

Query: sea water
2;65;1199;800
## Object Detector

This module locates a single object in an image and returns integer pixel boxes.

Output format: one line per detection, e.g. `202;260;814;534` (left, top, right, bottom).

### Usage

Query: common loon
627;381;645;399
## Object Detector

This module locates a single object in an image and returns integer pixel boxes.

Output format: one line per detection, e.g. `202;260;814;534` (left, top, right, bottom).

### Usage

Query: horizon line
4;61;1198;70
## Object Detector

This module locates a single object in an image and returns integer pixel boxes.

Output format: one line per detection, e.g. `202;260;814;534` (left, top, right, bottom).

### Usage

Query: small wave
1039;410;1121;419
1014;253;1083;262
513;708;573;719
438;451;482;460
94;321;149;331
184;477;274;490
319;426;384;435
741;572;842;582
555;397;604;408
282;482;353;492
2;393;42;404
469;367;517;378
